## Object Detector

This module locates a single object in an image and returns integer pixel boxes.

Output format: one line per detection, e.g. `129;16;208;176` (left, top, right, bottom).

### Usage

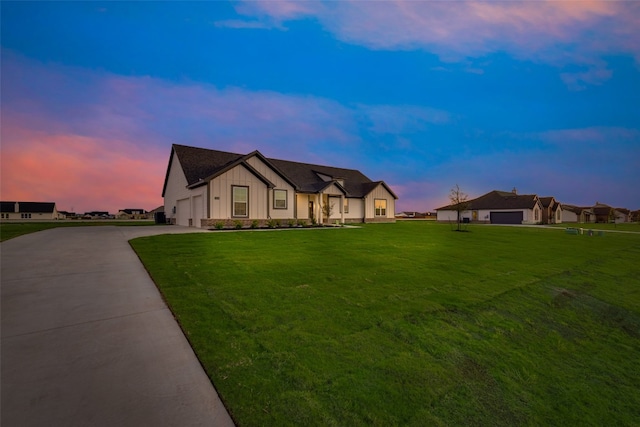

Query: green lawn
131;222;640;426
549;222;640;232
0;220;156;242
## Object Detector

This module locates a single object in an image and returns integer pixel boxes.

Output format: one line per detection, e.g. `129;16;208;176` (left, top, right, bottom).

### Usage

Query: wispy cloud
234;0;640;88
1;51;454;212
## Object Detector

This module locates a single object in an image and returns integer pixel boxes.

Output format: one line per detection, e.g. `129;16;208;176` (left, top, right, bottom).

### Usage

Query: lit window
233;186;248;217
274;189;287;209
344;199;349;214
375;199;387;216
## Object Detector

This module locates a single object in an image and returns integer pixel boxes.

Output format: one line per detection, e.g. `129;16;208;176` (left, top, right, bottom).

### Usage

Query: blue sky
2;1;639;213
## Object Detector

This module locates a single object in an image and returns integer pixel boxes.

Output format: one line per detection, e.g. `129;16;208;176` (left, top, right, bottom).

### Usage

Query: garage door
490;211;523;224
177;198;190;227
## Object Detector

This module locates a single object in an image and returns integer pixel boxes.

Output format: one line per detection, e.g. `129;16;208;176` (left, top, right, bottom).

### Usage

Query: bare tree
449;184;469;231
321;200;335;224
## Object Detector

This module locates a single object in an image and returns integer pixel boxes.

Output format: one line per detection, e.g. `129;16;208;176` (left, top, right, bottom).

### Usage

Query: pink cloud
236;1;640;87
3;52;458;213
1;119;166;214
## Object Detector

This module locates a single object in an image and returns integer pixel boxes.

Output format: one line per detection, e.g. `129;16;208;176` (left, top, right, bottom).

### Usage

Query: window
273;189;287;209
232;186;248;217
344;199;349;214
375;199;387;217
534;208;539;221
21;213;32;219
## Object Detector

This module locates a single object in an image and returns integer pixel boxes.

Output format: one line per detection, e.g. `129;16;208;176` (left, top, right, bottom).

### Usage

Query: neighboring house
162;144;398;228
148;206;165;221
117;209;147;219
561;205;594;223
540;197;563;224
83;211;111;219
615;208;630;223
58;211;78;219
396;211;426;218
0;201;60;220
435;189;543;225
631;210;640;222
592;202;613;223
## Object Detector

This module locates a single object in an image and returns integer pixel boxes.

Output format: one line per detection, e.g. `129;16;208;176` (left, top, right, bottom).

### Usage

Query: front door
308;201;314;221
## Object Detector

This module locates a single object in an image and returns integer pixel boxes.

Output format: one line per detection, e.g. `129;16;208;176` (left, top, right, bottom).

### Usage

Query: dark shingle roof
0;202;56;213
436;190;539;210
539;197;555;208
164;144;397;199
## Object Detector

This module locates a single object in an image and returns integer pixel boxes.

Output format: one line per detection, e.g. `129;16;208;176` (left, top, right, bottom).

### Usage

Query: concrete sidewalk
1;226;235;426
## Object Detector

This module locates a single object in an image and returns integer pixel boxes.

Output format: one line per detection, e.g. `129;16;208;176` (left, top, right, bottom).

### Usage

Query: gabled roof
0;201;56;213
592;203;613;216
540;197;555;208
163;144;397;199
436;190;540;211
561;204;591;215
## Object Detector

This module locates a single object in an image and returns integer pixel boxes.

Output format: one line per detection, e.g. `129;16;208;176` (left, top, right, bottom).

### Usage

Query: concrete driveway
1;225;235;426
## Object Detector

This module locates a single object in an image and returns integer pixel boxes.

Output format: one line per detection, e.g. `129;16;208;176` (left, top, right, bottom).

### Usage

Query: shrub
267;219;278;229
234;220;243;229
288;219;297;228
214;221;224;230
251;220;260;229
297;219;307;227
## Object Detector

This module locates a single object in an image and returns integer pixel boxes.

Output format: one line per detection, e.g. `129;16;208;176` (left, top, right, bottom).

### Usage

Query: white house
436;189;544;225
162;144;397;228
0;201;61;220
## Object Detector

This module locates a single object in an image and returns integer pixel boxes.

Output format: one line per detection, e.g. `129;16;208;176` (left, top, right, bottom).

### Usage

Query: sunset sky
2;1;639;214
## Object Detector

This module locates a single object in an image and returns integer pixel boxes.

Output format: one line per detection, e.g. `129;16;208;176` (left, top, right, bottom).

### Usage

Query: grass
130;222;640;426
0;220;156;242
549;222;640;232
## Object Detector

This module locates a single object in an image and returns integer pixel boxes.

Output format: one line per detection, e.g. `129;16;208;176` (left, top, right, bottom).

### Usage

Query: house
631;210;640;222
539;197;563;224
435;189;543;225
117;209;147;219
0;201;61;220
162;144;398;228
560;205;594;223
614;208;631;223
83;211;111;219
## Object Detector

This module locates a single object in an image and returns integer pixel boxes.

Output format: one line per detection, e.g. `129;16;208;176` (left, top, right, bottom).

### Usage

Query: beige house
0;201;61;220
561;205;595;223
162;144;397;228
116;209;147;219
436;189;544;225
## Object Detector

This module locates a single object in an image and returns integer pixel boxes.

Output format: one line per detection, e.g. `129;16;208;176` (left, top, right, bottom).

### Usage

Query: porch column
317;193;323;224
340;194;345;224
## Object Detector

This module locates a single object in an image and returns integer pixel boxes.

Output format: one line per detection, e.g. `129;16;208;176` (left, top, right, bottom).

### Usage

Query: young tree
321;200;335;224
449;184;469;231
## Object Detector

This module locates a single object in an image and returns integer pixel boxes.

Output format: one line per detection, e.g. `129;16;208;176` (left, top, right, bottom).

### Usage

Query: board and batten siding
245;157;296;219
208;165;269;219
365;184;396;220
164;151;206;227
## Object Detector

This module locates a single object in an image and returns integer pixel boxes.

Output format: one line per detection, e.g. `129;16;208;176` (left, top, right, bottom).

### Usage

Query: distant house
117;209;147;219
162;144;397;228
561;205;594;223
0;201;60;220
539;197;562;224
83;211;110;219
435;189;544;225
396;211;427;219
614;208;631;223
